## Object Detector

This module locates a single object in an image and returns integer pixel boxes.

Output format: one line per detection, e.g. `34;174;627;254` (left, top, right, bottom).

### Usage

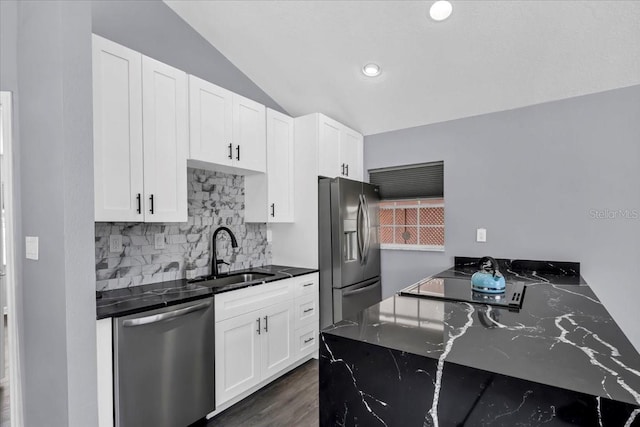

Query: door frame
1;91;24;426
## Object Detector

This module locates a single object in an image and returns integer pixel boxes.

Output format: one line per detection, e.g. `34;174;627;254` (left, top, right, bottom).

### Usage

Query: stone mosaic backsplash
95;168;270;291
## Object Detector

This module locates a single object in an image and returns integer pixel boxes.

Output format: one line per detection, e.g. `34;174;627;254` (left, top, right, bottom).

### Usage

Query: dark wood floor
206;359;318;427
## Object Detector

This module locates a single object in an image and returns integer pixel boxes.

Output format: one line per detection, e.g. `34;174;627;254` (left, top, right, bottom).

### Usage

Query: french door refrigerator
319;177;381;329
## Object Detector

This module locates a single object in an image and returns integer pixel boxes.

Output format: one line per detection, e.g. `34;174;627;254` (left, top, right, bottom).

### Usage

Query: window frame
379;198;445;252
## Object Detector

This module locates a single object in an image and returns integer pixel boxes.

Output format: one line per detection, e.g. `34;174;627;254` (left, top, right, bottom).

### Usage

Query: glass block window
379;198;444;251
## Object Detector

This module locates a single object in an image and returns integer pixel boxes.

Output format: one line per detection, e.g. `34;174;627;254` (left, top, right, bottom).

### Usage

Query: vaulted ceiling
166;1;640;135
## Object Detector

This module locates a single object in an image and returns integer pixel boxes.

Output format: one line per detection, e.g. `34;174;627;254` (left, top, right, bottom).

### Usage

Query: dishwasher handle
122;300;212;327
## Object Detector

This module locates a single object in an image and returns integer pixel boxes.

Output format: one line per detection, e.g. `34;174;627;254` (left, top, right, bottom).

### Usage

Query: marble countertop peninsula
322;258;640;415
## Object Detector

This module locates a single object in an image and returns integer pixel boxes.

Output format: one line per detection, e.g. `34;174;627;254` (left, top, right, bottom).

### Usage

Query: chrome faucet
211;226;238;277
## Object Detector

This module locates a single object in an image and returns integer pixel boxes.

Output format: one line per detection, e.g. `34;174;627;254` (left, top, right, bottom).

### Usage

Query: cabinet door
261;301;295;379
92;35;144;222
267;109;294;222
142;56;188;222
341;128;363;181
233;94;266;172
96;319;113;427
188;75;233;166
215;311;262;406
318;115;342;178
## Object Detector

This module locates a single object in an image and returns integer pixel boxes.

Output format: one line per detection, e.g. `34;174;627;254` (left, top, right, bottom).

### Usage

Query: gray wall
1;0;18;92
364;85;640;351
15;1;98;426
91;0;287;114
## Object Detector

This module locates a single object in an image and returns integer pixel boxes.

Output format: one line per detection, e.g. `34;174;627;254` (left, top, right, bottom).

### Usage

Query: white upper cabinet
317;114;364;181
188;75;233;167
233;94;267;173
266;109;294;222
341;127;364;181
92;35;188;223
92;35;144;222
244;108;294;223
318;115;342;178
141;56;188;222
188;76;266;173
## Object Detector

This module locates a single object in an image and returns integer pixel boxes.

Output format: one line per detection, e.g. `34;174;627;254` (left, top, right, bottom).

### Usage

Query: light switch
154;233;166;250
476;228;487;243
26;236;39;260
110;235;123;253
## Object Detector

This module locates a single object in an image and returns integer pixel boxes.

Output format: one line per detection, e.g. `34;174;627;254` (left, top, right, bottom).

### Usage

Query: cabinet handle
341;163;345;176
303;282;314;287
303;308;314;313
304;337;314;344
264;315;268;332
236;145;240;161
257;318;261;335
270;203;275;217
136;193;141;214
228;143;233;159
149;194;154;214
345;164;349;177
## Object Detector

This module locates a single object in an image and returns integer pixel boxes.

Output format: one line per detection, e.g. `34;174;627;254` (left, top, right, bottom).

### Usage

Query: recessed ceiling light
429;0;453;21
362;63;381;77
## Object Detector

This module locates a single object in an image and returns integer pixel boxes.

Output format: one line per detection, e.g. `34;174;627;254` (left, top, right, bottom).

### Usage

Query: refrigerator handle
357;194;365;263
342;278;380;297
362;194;372;263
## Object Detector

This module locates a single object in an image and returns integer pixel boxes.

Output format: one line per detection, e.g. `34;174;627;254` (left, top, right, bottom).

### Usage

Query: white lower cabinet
260;301;295;379
215;300;294;405
215;311;262;405
295;323;318;359
96;319;114;427
214;273;318;408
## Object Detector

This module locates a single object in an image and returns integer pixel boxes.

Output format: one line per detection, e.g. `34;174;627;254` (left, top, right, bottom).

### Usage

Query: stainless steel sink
190;272;275;287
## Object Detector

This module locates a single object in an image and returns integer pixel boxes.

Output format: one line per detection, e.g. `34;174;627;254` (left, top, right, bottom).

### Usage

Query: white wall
365;85;640;350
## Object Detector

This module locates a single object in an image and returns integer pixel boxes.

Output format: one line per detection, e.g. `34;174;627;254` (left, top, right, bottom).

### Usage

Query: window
369;161;445;251
379;198;444;251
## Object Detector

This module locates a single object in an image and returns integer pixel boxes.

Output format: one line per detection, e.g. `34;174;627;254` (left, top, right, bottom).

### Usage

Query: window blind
369;161;444;200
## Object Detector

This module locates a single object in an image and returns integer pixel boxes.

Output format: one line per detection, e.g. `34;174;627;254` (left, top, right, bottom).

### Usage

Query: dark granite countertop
96;265;318;320
322;258;640;408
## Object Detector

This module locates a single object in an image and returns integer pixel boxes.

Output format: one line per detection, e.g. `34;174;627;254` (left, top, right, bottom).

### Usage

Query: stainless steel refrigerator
319;177;382;329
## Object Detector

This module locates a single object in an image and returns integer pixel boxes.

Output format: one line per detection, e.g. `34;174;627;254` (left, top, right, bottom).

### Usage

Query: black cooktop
399;276;526;310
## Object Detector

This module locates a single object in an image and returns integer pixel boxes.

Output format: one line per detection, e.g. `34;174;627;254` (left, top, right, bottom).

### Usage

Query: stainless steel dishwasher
114;298;215;427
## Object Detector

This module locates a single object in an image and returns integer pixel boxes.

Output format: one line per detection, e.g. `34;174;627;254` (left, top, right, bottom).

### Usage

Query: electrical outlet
154;233;166;250
476;228;487;243
26;236;39;260
109;235;123;253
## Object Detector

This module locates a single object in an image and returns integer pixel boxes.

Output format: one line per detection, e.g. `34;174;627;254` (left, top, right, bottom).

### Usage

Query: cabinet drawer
294;273;318;298
215;280;293;322
294;294;318;329
295;324;318;359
